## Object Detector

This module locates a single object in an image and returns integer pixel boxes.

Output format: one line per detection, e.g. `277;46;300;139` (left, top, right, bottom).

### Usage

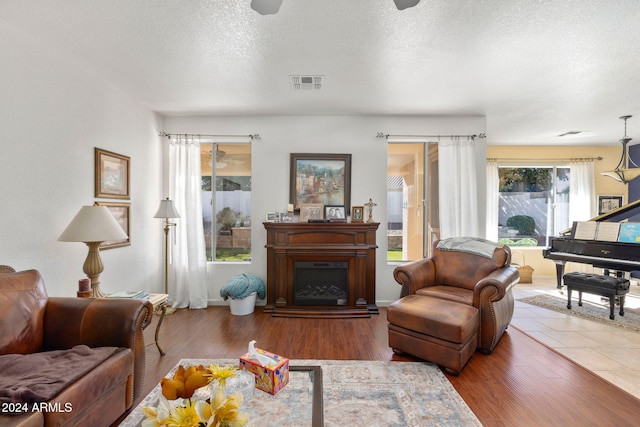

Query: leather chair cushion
431;247;509;291
387;295;479;344
0;270;48;355
416;285;474;305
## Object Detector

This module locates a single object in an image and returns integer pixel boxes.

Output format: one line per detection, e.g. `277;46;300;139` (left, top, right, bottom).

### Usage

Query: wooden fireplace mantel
263;221;379;318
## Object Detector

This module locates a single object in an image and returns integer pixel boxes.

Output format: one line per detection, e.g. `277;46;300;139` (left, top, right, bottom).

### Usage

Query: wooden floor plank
115;307;640;426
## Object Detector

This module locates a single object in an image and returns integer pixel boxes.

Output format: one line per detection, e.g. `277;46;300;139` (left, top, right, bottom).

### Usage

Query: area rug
120;359;481;427
518;293;640;333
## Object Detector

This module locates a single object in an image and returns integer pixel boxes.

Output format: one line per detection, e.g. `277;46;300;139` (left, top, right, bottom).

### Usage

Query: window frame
201;141;253;263
497;161;571;248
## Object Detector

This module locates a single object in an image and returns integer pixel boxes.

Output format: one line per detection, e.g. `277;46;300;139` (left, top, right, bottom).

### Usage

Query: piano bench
563;272;630;320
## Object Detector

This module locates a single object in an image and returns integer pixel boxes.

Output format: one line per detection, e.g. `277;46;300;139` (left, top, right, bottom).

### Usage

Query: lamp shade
58;206;128;243
154;198;180;219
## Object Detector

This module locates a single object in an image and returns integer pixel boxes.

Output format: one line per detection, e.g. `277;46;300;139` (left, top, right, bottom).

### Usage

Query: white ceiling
4;0;640;145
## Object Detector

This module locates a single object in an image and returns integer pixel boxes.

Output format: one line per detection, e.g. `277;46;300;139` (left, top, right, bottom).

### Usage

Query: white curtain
169;135;208;309
438;139;479;239
486;160;499;241
569;160;596;222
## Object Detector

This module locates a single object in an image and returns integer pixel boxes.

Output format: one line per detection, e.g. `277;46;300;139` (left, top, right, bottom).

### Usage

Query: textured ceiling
3;0;640;145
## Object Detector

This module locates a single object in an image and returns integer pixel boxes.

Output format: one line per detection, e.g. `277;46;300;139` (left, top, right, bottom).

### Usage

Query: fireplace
263;222;379;318
294;261;349;305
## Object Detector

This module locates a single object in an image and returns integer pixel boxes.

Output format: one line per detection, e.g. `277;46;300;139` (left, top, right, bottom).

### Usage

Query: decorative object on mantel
601;115;640;184
351;206;364;223
154;198;179;315
364;198;377;223
58;205;129;298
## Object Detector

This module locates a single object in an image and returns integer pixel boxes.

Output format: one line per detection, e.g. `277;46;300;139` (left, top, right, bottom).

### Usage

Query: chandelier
601;115;640;184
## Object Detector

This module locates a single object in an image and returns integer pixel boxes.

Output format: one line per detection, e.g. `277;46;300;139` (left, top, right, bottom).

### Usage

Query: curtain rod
487;156;603;162
159;131;261;140
377;132;486;141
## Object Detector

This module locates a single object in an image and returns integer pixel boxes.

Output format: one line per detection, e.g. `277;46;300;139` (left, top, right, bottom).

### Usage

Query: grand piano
543;199;640;288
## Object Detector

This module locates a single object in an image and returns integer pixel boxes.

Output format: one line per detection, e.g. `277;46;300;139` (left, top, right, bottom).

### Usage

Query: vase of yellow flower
142;363;251;427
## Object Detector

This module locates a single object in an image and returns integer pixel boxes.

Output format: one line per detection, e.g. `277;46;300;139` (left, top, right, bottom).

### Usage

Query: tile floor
512;277;640;399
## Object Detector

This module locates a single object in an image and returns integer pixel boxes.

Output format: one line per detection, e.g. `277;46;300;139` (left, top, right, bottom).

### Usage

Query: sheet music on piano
574;221;597;240
596;222;621;242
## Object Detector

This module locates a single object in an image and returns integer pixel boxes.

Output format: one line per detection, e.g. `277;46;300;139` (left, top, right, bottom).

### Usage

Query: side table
147;293;169;356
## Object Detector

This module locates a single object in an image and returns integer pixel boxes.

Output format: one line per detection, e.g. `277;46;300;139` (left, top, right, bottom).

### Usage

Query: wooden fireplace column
263;222;379;318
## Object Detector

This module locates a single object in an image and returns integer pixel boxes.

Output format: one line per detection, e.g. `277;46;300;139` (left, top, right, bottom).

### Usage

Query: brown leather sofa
391;240;520;354
0;267;152;427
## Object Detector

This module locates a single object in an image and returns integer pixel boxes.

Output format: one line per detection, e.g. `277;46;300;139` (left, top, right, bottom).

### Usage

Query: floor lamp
58;205;128;298
154;198;180;296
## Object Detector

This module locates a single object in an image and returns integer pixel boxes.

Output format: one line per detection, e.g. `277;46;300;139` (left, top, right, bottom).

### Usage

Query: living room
2;1;640;425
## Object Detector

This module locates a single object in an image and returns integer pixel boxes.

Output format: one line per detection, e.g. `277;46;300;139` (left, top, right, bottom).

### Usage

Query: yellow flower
204;364;238;389
195;390;249;427
165;399;202;427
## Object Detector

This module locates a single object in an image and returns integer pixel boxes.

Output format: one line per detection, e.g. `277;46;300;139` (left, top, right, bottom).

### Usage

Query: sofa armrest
393;258;437;297
42;297;153;401
472;266;520;305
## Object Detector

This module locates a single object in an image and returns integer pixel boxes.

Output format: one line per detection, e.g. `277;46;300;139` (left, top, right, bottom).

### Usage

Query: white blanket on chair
436;237;502;258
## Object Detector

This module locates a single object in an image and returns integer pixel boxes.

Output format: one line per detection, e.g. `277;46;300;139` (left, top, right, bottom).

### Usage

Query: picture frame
351;206;364;223
279;212;295;223
95;148;130;199
94;202;130;249
324;205;346;220
265;212;279;222
299;203;324;222
597;195;624;215
290;153;351;214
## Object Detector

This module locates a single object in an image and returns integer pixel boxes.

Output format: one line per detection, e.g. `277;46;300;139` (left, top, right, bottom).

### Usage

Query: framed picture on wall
95;148;130;199
597;195;624;215
290;153;351;214
94;202;130;249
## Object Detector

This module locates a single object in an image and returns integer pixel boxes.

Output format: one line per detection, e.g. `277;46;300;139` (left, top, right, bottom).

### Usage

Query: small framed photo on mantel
351;206;364;223
300;203;323;222
324;205;346;221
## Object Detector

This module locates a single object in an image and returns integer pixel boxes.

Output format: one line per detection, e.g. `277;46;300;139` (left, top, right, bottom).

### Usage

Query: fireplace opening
294;261;348;305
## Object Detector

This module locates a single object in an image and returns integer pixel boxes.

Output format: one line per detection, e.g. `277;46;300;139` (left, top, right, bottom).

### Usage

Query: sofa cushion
0;345;118;407
0;270;48;355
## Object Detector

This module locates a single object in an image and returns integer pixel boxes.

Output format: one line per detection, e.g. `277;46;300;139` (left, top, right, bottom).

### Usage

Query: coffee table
120;359;323;426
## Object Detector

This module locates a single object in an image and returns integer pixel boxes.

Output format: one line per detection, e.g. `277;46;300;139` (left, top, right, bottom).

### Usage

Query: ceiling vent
290;75;323;91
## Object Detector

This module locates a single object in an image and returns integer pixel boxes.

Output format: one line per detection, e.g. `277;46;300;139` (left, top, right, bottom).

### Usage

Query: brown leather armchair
0;268;152;427
393;240;520;353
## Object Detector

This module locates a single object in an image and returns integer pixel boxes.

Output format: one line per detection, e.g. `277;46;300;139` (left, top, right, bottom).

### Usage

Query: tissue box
239;348;289;395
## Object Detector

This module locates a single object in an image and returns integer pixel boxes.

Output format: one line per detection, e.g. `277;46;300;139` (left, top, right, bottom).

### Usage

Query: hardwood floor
122;306;640;426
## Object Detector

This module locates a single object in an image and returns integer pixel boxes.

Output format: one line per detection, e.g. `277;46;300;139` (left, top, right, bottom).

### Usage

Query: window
201;143;252;261
498;166;570;247
387;143;437;262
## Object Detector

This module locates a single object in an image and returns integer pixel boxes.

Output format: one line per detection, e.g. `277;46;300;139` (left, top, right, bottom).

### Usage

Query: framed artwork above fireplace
290;153;351;214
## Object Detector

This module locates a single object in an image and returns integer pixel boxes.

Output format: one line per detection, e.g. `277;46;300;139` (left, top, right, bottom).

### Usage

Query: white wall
163;115;486;306
0;24;164;296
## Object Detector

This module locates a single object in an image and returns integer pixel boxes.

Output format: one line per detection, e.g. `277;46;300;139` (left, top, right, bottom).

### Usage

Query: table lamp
154;198;180;295
58;205;128;298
